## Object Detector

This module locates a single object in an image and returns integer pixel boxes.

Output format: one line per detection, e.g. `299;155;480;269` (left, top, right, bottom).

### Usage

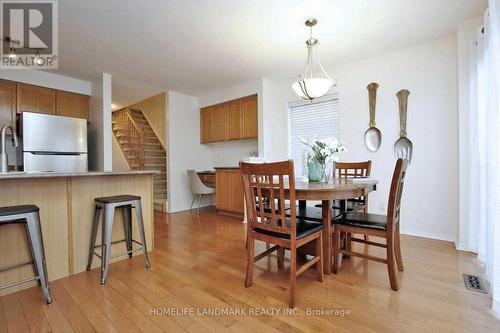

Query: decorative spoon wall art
364;82;381;152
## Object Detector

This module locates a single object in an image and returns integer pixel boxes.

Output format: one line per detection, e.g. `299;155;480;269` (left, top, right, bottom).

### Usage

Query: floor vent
463;274;488;294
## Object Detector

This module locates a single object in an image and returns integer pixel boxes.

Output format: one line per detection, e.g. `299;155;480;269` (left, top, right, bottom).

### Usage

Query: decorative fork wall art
394;89;413;162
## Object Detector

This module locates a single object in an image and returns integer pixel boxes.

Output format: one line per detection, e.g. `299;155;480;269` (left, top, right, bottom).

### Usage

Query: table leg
299;200;306;209
322;200;332;274
339;199;350;258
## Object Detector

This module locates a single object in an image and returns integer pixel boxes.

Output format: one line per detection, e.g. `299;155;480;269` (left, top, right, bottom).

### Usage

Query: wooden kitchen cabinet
226;100;242;141
215;168;244;215
56;91;90;120
200;106;213;143
200;94;258;144
241;95;258;139
212;104;227;142
0;80;16;130
17;83;56;115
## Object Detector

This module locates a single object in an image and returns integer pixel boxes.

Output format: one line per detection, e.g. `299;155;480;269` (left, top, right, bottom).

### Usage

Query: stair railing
114;108;145;169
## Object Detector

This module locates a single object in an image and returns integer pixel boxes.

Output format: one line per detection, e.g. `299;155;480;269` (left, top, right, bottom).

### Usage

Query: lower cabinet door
216;169;244;214
229;171;244;214
216;170;231;211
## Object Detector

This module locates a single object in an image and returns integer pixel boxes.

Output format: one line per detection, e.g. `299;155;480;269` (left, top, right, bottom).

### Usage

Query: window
288;93;341;177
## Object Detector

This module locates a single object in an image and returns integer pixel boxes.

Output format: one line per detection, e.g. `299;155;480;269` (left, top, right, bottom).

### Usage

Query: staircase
112;108;167;212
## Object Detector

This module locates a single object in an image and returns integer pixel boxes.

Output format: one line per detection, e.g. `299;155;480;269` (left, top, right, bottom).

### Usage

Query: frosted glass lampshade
292;78;334;101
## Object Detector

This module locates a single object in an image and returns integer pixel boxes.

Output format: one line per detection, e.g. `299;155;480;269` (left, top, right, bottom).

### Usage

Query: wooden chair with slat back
334;161;372;245
240;160;324;308
306;161;372;246
334;160;372;213
333;159;408;291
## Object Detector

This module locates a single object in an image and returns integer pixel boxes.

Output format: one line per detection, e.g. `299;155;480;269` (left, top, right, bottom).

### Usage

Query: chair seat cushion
334;212;387;231
254;218;323;240
95;195;141;204
0;205;39;217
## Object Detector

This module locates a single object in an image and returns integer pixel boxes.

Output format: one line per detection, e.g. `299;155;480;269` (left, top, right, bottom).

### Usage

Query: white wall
456;17;483;251
89;73;112;171
112;135;130;171
168;91;213;212
0;69;91;95
261;36;459;242
210;141;258;166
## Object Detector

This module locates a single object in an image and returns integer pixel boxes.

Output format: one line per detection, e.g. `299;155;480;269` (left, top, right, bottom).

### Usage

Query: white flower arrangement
300;137;347;166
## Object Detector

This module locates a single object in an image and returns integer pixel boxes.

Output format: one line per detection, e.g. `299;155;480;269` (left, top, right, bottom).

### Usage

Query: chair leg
190;195;196;210
277;246;285;270
316;233;324;282
289;247;297;308
333;226;341;274
386;234;399;291
135;200;152;269
197;194;202;215
244;233;254;287
86;206;101;271
346;232;352;257
122;205;133;259
25;213;53;304
101;206;115;285
394;223;404;271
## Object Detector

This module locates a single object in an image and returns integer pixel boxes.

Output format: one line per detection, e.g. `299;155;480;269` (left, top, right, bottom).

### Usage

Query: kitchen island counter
0;169;159;180
0;171;155;296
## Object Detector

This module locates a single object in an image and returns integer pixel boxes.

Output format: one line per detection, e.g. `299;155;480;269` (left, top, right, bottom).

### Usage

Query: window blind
288;94;341;177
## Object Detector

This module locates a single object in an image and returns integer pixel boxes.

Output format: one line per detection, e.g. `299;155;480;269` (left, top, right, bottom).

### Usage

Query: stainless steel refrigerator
22;112;88;172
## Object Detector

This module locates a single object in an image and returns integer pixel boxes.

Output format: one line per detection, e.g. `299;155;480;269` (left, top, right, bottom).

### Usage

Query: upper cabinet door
241;95;258;139
56;91;90;120
200;106;214;143
0;80;16;129
226;100;242;141
212;104;227;142
17;83;55;115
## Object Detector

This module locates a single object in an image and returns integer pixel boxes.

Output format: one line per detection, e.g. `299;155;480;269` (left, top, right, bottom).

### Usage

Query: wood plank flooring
1;207;499;332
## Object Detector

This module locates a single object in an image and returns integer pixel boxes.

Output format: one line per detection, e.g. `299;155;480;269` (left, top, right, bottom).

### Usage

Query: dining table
275;177;378;274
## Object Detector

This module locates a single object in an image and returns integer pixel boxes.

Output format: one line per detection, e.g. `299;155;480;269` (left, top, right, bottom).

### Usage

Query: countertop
197;170;215;174
213;167;239;170
0;170;159;180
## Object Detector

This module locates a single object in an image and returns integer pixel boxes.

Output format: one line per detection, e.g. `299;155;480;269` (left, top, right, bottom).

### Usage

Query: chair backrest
240;160;297;239
187;169;210;194
334;161;372;178
386;159;408;230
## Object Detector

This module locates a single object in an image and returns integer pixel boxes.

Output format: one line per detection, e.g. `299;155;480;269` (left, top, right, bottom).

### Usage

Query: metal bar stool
86;195;151;284
0;205;53;304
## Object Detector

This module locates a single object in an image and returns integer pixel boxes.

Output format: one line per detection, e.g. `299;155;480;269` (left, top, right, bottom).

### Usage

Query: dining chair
333;161;372;213
187;169;215;214
332;159;408;291
240;160;324;308
302;161;372;247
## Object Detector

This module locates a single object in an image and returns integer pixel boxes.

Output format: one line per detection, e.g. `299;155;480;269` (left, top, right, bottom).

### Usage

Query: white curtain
467;0;500;315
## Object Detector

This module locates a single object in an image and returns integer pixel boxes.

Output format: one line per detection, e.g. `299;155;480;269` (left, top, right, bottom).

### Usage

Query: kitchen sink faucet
0;125;19;173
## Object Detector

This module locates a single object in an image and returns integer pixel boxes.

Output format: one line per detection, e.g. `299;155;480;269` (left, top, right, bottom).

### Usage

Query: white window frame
287;92;342;177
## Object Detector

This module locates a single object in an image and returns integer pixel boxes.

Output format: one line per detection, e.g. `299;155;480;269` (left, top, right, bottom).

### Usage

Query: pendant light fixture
292;18;335;101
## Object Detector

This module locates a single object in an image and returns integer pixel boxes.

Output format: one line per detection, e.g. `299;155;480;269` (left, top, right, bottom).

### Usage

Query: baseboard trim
400;229;456;243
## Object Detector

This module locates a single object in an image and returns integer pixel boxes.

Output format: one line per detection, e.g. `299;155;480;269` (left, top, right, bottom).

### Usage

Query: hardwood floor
1;207;499;332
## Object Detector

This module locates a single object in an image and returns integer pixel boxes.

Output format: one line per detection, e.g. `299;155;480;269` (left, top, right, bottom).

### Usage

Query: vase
308;158;321;182
319;163;329;183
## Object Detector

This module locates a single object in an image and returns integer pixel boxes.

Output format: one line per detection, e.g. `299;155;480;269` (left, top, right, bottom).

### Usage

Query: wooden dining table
288;178;378;274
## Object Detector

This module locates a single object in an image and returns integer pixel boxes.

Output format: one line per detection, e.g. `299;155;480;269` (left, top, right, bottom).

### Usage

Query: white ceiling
56;0;487;97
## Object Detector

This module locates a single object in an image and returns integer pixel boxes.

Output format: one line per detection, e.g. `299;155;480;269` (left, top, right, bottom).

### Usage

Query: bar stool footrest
0;276;37;290
0;261;34;273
